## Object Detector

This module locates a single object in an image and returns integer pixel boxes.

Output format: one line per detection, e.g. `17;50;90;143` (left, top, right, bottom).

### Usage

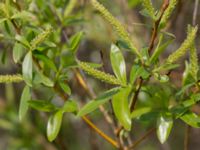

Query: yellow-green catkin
142;0;155;19
166;26;198;64
90;0;141;59
79;61;122;85
190;44;199;80
160;0;177;26
0;74;23;83
30;26;53;50
64;0;77;18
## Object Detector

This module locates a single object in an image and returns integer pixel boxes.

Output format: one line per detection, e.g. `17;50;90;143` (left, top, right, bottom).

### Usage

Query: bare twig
82;116;119;148
148;0;169;53
11;19;21;34
74;69;115;128
128;128;156;150
130;78;143;112
184;125;190;150
193;0;199;26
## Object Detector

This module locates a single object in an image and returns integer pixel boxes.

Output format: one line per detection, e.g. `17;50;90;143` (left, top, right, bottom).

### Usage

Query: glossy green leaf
13;42;25;63
62;100;78;113
33;70;54;87
157;114;173;144
110;44;127;85
77;87;120;117
131;107;152;119
69;31;83;52
4;21;11;35
34;53;57;72
116;39;131;50
47;110;63;142
112;87;131;131
130;64;143;84
19;86;31;121
11;11;34;20
130;65;150;81
150;35;173;64
39;73;54;87
0;18;7;24
22;51;33;86
28;100;57;112
154;73;169;83
141;47;149;62
15;34;30;48
180;111;200;128
59;81;71;95
60;51;77;68
170;106;188;119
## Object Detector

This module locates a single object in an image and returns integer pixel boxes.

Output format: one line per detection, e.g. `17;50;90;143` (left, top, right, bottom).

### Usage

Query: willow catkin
166;26;198;64
79;61;122;86
190;44;199;80
142;0;155;19
0;74;23;83
30;26;53;50
90;0;141;59
160;0;177;26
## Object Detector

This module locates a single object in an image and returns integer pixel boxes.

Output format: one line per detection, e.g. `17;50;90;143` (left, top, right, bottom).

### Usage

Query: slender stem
100;50;125;149
33;61;119;148
82;116;119;148
130;0;170;112
130;78;143;112
11;19;21;34
148;0;169;53
193;0;199;26
184;125;190;150
128;128;156;150
74;69;116;130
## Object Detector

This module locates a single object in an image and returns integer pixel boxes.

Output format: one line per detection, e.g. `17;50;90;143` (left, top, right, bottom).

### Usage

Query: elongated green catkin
79;61;122;86
30;26;53;50
142;0;155;19
166;26;198;64
90;0;141;59
0;74;23;83
190;44;199;80
64;0;77;18
160;0;177;26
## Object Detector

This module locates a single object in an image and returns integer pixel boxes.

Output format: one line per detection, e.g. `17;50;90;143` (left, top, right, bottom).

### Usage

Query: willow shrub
0;0;200;149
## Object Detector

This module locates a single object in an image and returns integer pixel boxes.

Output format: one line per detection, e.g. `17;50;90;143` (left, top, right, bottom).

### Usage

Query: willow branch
130;0;170;112
33;59;119;148
74;69;116;130
184;125;190;150
128;128;156;150
130;78;143;112
193;0;199;26
148;0;169;53
11;19;21;34
82;116;119;148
